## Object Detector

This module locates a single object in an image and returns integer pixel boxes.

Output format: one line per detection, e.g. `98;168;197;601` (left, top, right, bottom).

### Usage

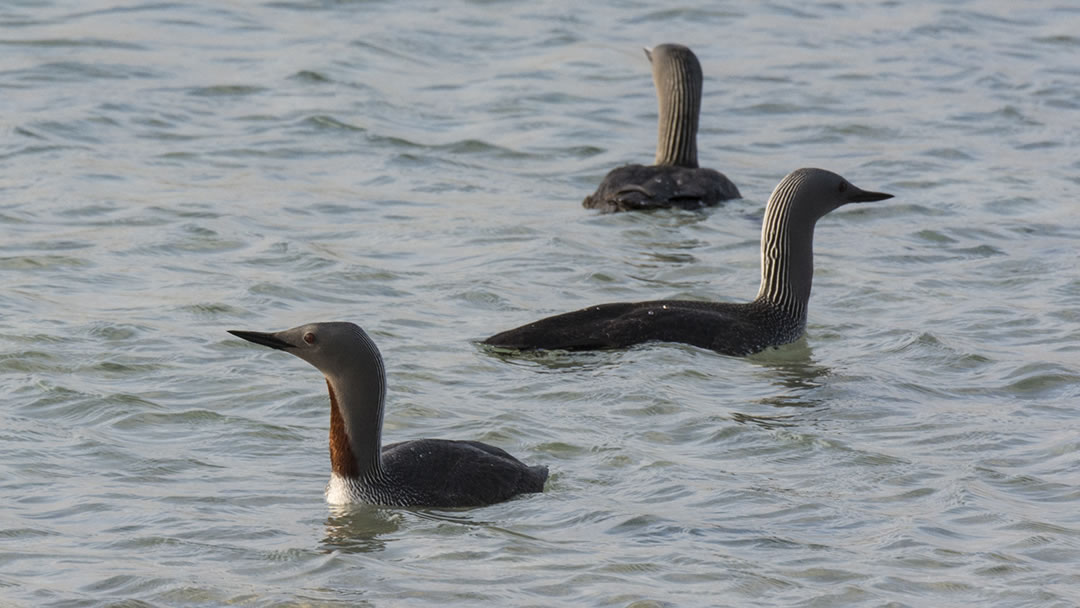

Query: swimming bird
229;322;547;507
488;168;892;355
583;43;740;212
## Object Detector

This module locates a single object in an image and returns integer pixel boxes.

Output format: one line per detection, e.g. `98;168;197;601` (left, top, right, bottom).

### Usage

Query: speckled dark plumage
337;439;549;508
583;164;741;212
484;299;801;357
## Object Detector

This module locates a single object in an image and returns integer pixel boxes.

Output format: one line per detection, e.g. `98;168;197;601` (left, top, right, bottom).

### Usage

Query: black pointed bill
228;330;295;350
848;189;893;203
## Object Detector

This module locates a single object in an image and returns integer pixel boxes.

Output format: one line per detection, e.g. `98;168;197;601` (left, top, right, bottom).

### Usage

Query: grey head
643;43;703;168
755;168;893;312
644;43;702;86
767;168;893;227
228;321;382;380
230;321;390;485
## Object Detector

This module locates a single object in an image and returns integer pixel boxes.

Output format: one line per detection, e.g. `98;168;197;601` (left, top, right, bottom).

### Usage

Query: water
2;0;1079;605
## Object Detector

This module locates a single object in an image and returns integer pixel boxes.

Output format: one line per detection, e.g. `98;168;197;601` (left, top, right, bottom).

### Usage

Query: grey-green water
2;1;1079;606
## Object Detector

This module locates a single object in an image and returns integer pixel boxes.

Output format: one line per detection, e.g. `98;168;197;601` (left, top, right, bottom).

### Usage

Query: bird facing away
583;43;741;212
229;322;548;507
488;168;892;356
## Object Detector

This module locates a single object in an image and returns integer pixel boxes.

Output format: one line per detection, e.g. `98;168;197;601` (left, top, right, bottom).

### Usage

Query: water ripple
1;1;1078;606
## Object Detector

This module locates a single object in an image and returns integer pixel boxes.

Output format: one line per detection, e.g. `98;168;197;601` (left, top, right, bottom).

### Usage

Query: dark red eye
303;332;316;345
838;181;848;193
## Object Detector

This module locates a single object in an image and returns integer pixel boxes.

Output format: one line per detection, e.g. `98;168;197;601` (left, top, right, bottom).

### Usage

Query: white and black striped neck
752;168;895;323
649;44;703;168
752;181;816;325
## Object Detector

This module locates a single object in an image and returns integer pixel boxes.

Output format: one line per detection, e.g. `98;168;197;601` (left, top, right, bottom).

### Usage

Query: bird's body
583;44;740;212
484;299;801;357
326;438;547;507
229;322;547;508
489;168;893;355
584;164;740;212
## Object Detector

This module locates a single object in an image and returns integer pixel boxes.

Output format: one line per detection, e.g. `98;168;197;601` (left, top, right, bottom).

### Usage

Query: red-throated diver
229;322;547;507
583;44;741;212
489;168;892;355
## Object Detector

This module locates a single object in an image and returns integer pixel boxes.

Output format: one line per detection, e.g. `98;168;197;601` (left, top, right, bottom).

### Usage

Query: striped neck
753;176;819;324
653;49;702;168
324;350;386;483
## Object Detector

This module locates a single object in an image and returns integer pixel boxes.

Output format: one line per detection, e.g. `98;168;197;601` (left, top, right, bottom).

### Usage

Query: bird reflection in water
735;338;832;428
321;505;402;553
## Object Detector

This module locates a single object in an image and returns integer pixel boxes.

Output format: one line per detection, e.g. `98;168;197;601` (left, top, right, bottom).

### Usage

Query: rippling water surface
2;1;1079;606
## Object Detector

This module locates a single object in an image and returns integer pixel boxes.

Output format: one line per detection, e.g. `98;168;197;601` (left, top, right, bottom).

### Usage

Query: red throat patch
326;380;359;478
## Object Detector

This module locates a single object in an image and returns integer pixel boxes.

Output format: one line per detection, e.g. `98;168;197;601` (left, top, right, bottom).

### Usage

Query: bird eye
303;332;316;345
838;181;848;193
